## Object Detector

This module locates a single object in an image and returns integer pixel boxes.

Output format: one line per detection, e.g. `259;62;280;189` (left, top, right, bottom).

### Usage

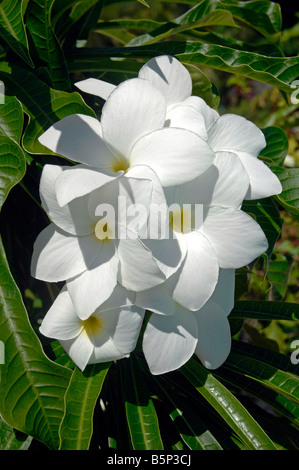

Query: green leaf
0;135;26;209
126;3;239;47
0;416;32;450
57;0;103;40
69;42;299;94
59;363;110;450
155;377;223;450
219;0;282;41
241;197;282;261
215;365;299;427
271;166;299;221
0;62;96;154
181;359;278;449
0;236;72;449
26;0;71;91
121;356;164;450
224;350;299;404
260;126;289;166
0;0;33;67
267;253;294;299
0;95;24;143
136;0;150;7
230;300;299;321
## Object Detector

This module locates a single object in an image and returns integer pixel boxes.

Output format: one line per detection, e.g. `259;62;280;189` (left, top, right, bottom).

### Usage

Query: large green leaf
0;417;32;450
0;235;72;449
155;377;223;450
215;366;299;428
0;95;24;143
0;0;33;67
69;42;299;94
26;0;71;91
59;363;110;450
0;135;26;208
260;126;289;167
181;359;277;449
126;2;238;47
0;62;96;154
271;166;299;221
0;144;72;449
219;0;282;41
242;197;282;261
230;300;299;321
120;356;164;450
224;350;299;404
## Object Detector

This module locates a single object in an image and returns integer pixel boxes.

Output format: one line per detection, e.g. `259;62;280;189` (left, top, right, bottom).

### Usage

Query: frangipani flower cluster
32;55;282;375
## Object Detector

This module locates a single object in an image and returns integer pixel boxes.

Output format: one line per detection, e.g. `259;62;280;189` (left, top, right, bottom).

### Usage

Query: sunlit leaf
59;363;110;450
120;356;164;450
181;359;278;449
0;62;96;154
69;42;299;94
0;0;33;67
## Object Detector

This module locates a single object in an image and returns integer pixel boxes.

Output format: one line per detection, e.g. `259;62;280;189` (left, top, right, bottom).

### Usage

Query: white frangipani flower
136;269;235;375
152;152;268;311
140;55;282;200
76;55;282;201
31;164;184;319
39;77;215;206
40;284;145;371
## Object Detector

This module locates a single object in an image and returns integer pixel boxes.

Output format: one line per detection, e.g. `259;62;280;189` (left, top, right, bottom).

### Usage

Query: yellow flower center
169;207;194;234
82;314;103;336
110;156;130;173
94;219;114;242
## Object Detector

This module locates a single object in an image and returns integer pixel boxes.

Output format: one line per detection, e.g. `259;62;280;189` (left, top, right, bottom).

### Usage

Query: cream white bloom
39;77;215;207
40;284;145;371
148;152;268;312
76;55;282;201
136;269;234;374
31;164;184;319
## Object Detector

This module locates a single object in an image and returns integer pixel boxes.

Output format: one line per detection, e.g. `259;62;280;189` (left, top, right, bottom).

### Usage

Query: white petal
55;164;120;207
130;127;214;187
168;231;219;311
67;241;119;320
182;96;219;130
165;104;208;140
174;151;249;208
117;236;166;291
75;78;116;100
38;114;114;167
210;269;235;316
143;306;198;375
31;224;102;282
91;302;145;361
194;301;231;369
60;333;93;371
135;282;176;316
203;206;268;268
142;235;186;279
101;78;166;158
238;154;282;199
40;164;96;235
208;114;266;157
138;55;192;106
39;286;82;340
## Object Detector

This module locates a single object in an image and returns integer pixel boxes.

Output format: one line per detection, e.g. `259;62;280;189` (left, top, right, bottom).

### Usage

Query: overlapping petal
143;305;198;375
